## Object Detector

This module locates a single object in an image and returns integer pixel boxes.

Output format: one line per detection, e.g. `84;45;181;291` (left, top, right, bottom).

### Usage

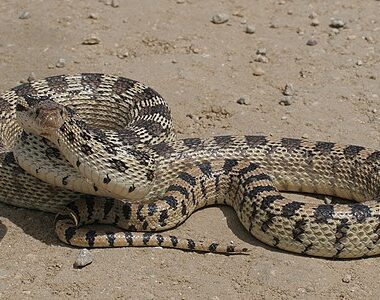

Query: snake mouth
34;100;67;131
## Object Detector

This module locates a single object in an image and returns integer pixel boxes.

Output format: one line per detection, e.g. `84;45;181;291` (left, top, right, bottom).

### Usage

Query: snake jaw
17;100;68;137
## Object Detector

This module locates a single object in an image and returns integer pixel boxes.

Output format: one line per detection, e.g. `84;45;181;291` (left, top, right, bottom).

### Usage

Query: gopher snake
1;73;379;258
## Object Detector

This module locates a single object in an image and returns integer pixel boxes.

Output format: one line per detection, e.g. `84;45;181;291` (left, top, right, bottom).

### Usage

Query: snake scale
1;73;379;258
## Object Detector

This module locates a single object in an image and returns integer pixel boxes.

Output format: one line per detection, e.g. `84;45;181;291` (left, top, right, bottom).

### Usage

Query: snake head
16;100;68;137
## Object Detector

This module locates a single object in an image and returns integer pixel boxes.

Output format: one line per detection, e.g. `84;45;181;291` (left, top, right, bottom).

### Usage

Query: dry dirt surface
0;0;379;299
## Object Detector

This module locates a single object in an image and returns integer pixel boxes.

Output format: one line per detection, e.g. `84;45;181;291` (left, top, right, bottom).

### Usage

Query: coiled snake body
1;73;380;258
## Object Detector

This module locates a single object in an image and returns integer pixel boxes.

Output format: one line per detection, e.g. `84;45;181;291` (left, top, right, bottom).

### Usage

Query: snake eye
16;103;28;112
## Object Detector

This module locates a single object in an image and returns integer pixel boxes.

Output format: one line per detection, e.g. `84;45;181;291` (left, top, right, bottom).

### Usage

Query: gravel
252;66;265;76
55;58;66;68
210;13;229;24
245;25;256;34
282;83;295;96
74;249;93;268
330;18;345;28
19;11;31;19
306;39;318;46
82;35;101;45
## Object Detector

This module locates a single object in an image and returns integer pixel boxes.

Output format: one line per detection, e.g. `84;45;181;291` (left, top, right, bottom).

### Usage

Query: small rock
117;51;129;59
306;39;318;46
245;25;256;34
256;48;267;56
308;12;318;19
252;66;265;76
82;35;101;45
342;274;352;283
55;58;66;68
211;13;229;24
19;11;31;19
74;249;93;268
347;35;357;40
310;19;320;26
27;72;36;82
279;96;292;106
111;0;119;7
330;18;345;29
88;13;98;19
236;96;250;105
356;60;363;66
282;83;295;96
254;55;268;63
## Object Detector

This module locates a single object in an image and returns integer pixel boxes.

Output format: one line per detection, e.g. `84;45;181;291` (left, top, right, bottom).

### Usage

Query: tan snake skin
1;73;380;257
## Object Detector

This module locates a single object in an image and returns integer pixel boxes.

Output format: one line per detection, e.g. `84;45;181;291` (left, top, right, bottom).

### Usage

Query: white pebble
19;11;31;19
245;25;256;34
330;18;345;28
82;35;101;45
55;58;66;68
74;249;93;268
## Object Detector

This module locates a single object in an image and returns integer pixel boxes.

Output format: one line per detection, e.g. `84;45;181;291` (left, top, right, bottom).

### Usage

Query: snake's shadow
218;206;286;254
0;219;7;243
0;202;60;246
0;200;281;254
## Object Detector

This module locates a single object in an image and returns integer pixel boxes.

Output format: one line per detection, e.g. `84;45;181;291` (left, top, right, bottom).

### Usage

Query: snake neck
51;117;157;200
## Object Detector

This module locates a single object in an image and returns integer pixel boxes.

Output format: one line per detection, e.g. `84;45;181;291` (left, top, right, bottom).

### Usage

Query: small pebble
55;58;66;68
245;25;256;34
254;55;269;63
282;83;295;96
306;39;318;46
74;249;93;268
356;60;363;66
117;51;129;59
19;11;31;19
111;0;119;7
330;18;345;29
82;35;101;45
256;48;267;56
342;274;352;283
252;66;265;76
211;13;229;24
310;19;320;26
88;13;98;19
279;96;292;106
309;12;318;19
236;96;250;105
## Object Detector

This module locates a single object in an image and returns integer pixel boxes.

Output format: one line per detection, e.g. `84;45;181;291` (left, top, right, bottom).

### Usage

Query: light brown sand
0;0;379;299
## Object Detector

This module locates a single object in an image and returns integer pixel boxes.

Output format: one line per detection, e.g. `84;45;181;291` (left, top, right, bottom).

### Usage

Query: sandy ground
0;0;379;299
